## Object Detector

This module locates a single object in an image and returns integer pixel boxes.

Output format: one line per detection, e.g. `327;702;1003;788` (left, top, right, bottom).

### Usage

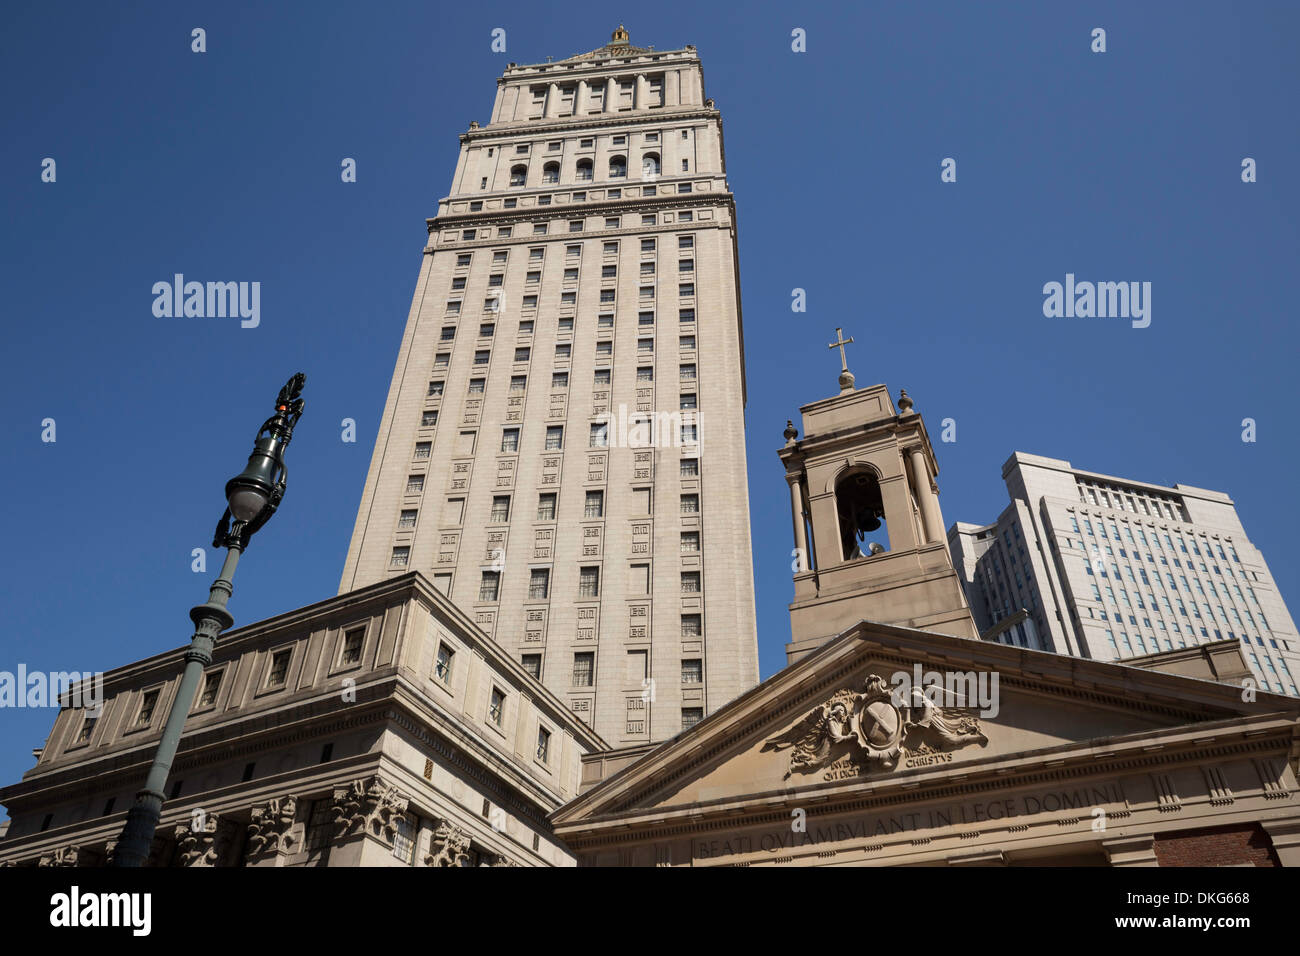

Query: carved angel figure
900;687;989;749
761;693;857;779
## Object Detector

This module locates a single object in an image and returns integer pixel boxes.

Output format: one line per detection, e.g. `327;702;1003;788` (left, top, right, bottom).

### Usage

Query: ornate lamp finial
783;420;798;444
898;388;914;414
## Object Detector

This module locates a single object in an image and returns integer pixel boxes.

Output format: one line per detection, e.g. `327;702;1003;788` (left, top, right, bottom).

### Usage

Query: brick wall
1153;823;1279;867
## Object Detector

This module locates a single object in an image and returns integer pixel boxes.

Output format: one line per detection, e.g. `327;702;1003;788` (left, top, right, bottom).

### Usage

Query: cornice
460;107;719;143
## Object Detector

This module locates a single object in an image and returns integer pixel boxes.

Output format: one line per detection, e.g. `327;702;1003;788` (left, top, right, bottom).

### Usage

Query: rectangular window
585;490;604;518
479;323;495;337
435;643;454;681
434;352;450;369
136;689;159;726
515;347;531;361
528;569;550;599
406;475;425;494
579;566;600;597
510;374;527;392
536;726;551;762
680;458;699;477
680;393;697;409
595;341;612;356
479;571;501;601
637;366;654;382
199;670;223;707
490;495;511;522
681;531;700;552
603;241;619;255
489;687;505;725
569;220;584;232
627;649;648;682
589;422;608;447
572;652;594;687
681;614;702;637
545;426;564;449
521;654;542;679
641;238;656;251
267;650;291;688
552;372;569;388
593;369;610;385
631;563;650;594
440;326;456;341
681;659;702;684
682;708;703;729
501;428;520;452
414;441;432;460
341;627;364;665
681;494;699;514
680;364;697;381
681;571;701;593
679;235;694;249
390;546;410;568
537;493;557;520
398;509;417;529
427;381;444;397
467;378;485;394
555;343;572;357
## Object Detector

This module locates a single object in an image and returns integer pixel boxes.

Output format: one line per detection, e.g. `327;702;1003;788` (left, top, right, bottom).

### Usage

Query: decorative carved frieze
425;820;471;867
332;777;409;845
174;814;227;867
38;844;88;867
246;794;299;859
762;674;988;779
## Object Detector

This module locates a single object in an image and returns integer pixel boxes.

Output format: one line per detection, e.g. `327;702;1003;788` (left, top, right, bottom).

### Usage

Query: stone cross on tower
828;327;856;392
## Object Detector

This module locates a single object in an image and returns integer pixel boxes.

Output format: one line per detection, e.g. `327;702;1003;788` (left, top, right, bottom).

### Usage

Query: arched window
575;159;593;182
542;162;559;184
641;153;661;179
510;165;527;187
608;155;627;179
834;468;888;561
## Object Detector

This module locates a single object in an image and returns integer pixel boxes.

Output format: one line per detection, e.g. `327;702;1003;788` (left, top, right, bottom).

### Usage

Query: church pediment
554;620;1297;825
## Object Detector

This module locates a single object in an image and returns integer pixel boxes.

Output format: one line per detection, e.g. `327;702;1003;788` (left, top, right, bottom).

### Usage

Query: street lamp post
111;373;306;867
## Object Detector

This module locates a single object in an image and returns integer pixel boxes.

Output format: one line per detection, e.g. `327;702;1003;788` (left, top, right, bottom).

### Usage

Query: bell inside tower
835;469;888;561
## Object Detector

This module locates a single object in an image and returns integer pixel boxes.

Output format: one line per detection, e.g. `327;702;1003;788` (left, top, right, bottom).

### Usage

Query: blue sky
1;1;1297;805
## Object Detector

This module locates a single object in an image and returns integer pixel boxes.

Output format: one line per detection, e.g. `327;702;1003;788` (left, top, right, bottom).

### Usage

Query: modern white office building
948;452;1300;696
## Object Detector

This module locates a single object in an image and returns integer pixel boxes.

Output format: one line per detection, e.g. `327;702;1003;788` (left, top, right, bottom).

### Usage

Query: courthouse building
2;28;1299;868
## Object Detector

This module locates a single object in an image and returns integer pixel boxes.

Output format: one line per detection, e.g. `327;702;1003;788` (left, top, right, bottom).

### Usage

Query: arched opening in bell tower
835;467;889;562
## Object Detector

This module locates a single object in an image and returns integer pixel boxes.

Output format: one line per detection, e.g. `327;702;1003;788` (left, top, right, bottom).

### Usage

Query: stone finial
705;97;715;109
898;389;914;414
838;369;856;392
469;121;479;130
783;420;798;444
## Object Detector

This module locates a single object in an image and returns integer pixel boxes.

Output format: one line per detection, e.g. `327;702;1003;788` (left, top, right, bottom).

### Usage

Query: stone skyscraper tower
340;28;759;743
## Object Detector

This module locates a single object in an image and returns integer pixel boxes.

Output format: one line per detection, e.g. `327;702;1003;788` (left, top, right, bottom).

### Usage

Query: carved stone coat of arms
762;674;989;779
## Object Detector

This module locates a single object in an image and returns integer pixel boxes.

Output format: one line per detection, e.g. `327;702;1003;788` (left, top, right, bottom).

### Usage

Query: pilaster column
665;69;680;107
908;447;943;544
634;73;648;109
605;76;618;113
576;79;589;115
788;478;809;572
544;82;559;118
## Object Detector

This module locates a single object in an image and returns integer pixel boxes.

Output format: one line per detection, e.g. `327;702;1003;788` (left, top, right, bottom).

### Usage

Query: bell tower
780;330;978;662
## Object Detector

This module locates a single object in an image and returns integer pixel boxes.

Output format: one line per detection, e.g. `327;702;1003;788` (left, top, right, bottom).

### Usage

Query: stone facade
338;27;759;744
0;574;604;867
947;452;1300;696
551;375;1300;868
